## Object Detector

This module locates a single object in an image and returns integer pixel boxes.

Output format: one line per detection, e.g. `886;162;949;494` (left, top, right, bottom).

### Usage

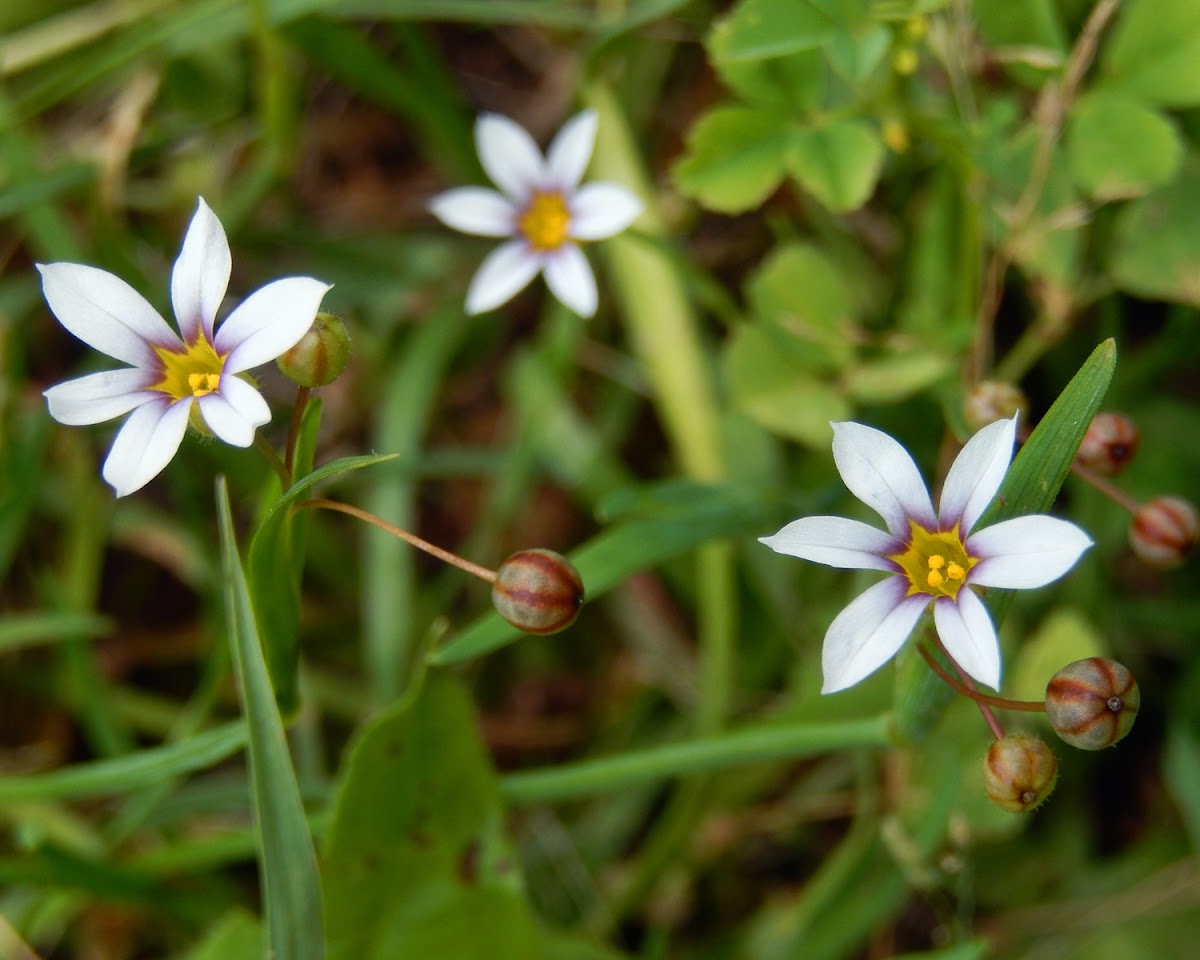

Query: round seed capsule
1129;496;1198;569
277;312;351;387
1045;657;1139;750
982;735;1058;814
1076;412;1139;475
964;381;1027;431
491;549;584;635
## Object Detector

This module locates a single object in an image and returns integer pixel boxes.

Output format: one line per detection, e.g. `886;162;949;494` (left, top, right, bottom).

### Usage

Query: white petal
966;515;1093;589
570;183;643;240
44;369;159;425
545;110;597;190
933;591;1001;690
171;197;231;344
429;187;516;237
476;113;545;199
822;577;928;694
38;263;177;368
938;415;1016;534
216;277;331;373
543;244;597;317
831;421;936;538
220;375;271;428
183;374;271;449
101;398;191;497
759;516;899;571
465;239;542;314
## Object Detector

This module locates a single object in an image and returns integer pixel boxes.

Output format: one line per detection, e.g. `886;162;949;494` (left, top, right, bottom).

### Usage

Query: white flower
429;110;643;317
760;417;1093;694
41;197;331;497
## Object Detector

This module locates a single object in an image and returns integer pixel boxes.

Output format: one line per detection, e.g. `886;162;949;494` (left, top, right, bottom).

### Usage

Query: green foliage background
2;1;1199;958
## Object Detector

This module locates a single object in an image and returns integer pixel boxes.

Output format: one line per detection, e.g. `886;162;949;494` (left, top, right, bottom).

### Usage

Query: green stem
254;433;291;488
583;81;732;735
499;715;892;805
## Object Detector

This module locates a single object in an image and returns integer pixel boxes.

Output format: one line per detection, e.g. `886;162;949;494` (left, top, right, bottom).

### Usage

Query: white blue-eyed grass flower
429;110;643;318
41;198;331;497
760;416;1093;694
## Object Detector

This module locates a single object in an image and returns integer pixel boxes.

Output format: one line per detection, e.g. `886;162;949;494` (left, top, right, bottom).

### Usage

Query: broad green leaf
745;243;859;372
841;350;952;403
1009;608;1105;702
825;23;890;87
709;23;826;112
431;483;768;665
972;0;1065;83
247;451;398;711
714;0;862;63
1066;92;1182;200
673;106;790;213
216;477;323;960
1109;165;1200;306
324;673;538;960
894;340;1116;741
184;910;264;960
1101;0;1200;107
785;119;883;212
724;324;851;446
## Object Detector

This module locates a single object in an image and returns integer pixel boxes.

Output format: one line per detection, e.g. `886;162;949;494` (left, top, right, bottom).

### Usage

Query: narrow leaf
217;477;323;960
247;451;398;711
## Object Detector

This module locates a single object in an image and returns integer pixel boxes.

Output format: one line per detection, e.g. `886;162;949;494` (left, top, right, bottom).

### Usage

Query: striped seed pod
277;312;351;387
1045;658;1139;750
1129;496;1197;569
982;734;1058;814
1076;412;1139;476
491;549;584;635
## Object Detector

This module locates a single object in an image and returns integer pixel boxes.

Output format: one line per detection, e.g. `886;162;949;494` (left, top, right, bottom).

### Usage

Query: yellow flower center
889;520;977;599
517;191;571;252
152;336;226;401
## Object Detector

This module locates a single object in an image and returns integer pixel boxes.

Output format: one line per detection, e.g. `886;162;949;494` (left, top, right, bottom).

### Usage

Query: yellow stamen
889;521;978;600
517;191;571;252
187;372;221;397
152;337;227;401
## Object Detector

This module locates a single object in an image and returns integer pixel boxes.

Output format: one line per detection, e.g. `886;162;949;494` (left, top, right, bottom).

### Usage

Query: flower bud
1075;412;1138;475
1129;496;1197;569
276;312;351;387
1045;658;1138;750
982;735;1058;813
964;381;1026;431
491;549;584;635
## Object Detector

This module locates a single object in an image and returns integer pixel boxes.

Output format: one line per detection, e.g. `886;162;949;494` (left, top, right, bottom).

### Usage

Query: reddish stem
296;497;498;583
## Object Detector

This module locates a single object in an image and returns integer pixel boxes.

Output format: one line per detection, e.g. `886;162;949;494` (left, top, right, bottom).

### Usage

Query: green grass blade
0;723;245;804
217;477;324;960
431;483;768;666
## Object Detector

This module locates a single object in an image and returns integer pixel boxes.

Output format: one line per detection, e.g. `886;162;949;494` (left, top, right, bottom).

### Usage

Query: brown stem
970;0;1124;383
1069;460;1143;515
296;497;498;584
